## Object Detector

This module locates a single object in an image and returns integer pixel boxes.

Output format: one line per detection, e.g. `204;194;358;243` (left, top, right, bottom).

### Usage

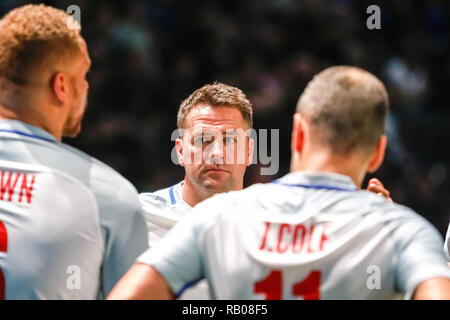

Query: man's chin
202;177;233;193
62;123;82;138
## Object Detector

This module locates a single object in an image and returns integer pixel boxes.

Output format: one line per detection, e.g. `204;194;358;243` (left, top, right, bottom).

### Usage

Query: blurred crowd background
1;0;449;235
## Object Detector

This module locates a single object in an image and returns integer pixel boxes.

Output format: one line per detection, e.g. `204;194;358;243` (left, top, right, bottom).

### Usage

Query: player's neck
0;82;64;141
291;150;369;188
0;103;63;141
181;178;208;207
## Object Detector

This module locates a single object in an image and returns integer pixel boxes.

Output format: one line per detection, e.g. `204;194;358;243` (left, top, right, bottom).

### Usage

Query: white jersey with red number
0;120;148;299
138;171;450;300
139;181;210;300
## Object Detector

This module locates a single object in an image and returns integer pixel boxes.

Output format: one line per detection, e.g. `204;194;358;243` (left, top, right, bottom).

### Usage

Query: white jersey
0;120;148;299
0;160;103;299
139;181;210;299
444;223;450;261
139;181;191;248
138;171;450;300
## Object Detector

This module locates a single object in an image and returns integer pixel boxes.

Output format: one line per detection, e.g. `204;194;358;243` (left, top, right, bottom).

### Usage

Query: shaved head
296;66;389;154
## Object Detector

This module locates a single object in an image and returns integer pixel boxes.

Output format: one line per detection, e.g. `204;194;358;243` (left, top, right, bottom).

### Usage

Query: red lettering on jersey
259;222;271;250
18;174;36;204
260;222;330;255
307;225;315;253
277;224;291;253
0;221;7;252
292;224;306;253
319;224;329;251
0;221;7;300
0;171;21;202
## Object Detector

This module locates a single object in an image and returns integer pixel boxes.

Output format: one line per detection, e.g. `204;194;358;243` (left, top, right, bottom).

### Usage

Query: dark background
1;0;449;235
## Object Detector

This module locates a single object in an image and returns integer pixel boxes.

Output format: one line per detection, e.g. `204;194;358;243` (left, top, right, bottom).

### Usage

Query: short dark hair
177;82;253;129
296;66;389;154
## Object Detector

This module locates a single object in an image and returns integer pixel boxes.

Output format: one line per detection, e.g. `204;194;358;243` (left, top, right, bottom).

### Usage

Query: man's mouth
204;167;228;173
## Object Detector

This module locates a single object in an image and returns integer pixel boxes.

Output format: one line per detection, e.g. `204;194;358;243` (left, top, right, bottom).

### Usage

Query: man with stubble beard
0;4;147;299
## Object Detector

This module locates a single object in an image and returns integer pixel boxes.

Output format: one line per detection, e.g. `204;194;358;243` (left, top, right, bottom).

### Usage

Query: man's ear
175;137;185;167
291;113;305;154
51;72;69;105
367;134;387;173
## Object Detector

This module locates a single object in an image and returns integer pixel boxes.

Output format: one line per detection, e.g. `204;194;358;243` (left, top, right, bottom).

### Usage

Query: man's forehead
189;126;245;135
185;104;246;129
78;37;91;68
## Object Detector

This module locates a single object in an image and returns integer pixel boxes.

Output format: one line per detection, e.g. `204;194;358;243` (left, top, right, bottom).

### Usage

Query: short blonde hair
297;66;389;154
177;82;253;129
0;4;82;84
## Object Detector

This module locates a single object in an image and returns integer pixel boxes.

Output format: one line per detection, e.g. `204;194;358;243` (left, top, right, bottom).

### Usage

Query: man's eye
224;137;236;144
194;136;212;144
194;137;204;144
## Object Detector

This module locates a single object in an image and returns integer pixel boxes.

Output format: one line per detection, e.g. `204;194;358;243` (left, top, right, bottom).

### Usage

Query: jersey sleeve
136;213;202;297
96;181;149;298
393;212;450;299
444;223;450;261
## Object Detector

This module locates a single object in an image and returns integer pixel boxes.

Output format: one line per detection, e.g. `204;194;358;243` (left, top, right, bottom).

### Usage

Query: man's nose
205;139;224;164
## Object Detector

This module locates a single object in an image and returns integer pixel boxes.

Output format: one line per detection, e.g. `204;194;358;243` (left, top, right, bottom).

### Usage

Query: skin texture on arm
107;263;174;300
412;277;450;300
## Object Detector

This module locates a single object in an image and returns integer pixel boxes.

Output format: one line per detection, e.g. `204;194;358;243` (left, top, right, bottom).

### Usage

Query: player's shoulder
360;190;426;222
193;182;269;220
59;142;140;211
200;181;432;226
357;190;442;244
62;142;134;187
199;181;289;212
139;181;182;210
182;184;271;238
0;158;94;195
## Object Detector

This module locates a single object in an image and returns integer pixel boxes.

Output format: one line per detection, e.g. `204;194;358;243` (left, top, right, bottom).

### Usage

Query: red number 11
254;270;321;300
0;221;7;300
